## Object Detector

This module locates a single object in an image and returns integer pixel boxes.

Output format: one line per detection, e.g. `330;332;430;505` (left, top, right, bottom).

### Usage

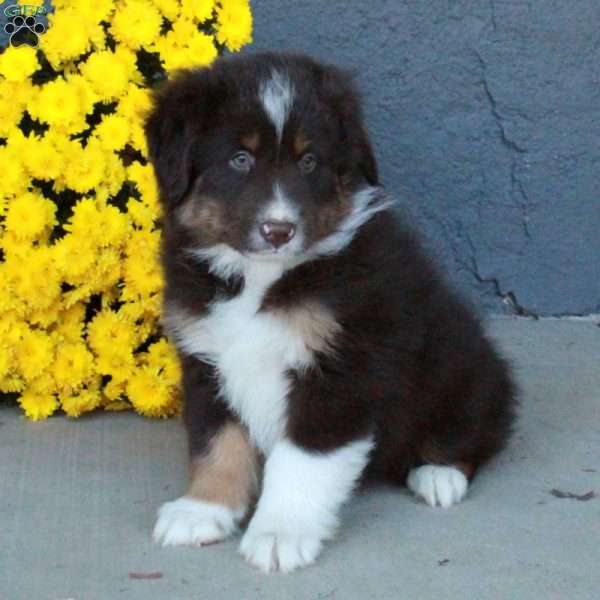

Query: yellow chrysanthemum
152;0;180;20
16;328;55;382
190;31;218;64
216;0;253;51
181;0;215;22
21;134;64;181
4;192;57;241
60;389;102;418
87;309;137;356
19;391;59;421
94;114;131;151
54;342;95;392
52;303;86;343
126;366;178;417
29;78;85;131
111;0;163;49
61;140;106;193
80;50;131;100
2;0;253;420
0;45;38;82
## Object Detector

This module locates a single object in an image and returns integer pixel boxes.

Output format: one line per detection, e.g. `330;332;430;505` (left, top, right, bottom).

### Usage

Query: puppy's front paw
239;526;323;574
153;497;238;547
407;465;468;508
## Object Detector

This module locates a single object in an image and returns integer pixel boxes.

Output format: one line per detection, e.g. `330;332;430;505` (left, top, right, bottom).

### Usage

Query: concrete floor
1;318;599;600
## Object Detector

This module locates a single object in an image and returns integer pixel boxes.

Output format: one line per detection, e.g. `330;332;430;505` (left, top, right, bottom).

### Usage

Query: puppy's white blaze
309;186;395;257
407;465;468;509
263;182;300;222
259;70;295;143
153;497;242;547
240;437;373;573
170;256;312;454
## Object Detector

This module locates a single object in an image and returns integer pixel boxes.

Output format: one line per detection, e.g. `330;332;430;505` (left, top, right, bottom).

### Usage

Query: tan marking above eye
187;422;260;512
240;131;260;152
293;130;312;156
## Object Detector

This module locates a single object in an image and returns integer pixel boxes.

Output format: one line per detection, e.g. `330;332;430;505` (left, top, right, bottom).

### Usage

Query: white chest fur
169;260;313;455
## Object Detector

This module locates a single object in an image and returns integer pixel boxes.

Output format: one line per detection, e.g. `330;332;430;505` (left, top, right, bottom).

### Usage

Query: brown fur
186;422;260;511
241;131;260;152
177;195;225;245
277;301;341;356
293;130;311;156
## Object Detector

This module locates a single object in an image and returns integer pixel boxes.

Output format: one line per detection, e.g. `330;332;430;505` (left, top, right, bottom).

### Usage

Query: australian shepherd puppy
145;52;516;573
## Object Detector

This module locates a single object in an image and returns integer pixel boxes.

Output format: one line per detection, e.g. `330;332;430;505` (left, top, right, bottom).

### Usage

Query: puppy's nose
259;220;296;248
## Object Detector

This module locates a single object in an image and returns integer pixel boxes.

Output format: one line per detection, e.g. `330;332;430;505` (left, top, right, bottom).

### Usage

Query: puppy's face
146;53;380;261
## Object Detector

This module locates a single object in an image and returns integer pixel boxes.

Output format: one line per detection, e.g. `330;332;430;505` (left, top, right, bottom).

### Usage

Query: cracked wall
250;0;600;316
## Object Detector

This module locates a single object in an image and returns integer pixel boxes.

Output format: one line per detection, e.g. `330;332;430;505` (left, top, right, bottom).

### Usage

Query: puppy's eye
229;150;255;173
298;152;317;174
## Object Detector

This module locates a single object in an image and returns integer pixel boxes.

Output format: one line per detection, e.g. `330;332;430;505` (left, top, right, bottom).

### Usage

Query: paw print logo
4;14;46;48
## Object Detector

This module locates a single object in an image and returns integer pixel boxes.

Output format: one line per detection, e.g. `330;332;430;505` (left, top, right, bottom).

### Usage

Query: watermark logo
3;4;47;47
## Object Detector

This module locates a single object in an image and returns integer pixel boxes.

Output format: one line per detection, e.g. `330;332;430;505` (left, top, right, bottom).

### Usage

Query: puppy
145;52;516;573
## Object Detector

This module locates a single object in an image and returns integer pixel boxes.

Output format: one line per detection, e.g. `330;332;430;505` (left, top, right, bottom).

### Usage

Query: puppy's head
146;52;386;262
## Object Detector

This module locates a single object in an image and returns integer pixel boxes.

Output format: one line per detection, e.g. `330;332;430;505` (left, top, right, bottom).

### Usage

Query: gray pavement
1;318;599;600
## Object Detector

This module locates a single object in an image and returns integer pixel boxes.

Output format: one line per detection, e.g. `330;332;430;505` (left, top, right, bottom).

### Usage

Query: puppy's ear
348;121;378;186
145;69;219;209
320;65;379;187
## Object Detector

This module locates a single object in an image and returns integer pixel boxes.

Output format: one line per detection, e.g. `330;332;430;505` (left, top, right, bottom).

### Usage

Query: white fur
189;244;247;281
263;182;300;222
239;437;373;573
259;70;295;143
248;182;305;256
308;186;395;258
153;497;242;546
169;256;312;454
407;465;468;509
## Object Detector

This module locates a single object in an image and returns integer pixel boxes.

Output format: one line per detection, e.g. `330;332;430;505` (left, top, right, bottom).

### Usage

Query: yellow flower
216;0;253;51
0;146;28;198
111;0;163;49
52;303;86;343
94;114;131;150
117;85;152;121
19;391;59;421
80;50;131;100
152;0;180;20
87;309;137;356
4;192;57;241
53;235;97;284
181;0;215;22
60;389;102;418
126;366;177;417
97;204;130;248
29;78;84;131
54;342;95;392
61;140;106;193
2;0;253;420
0;80;29;133
167;18;198;45
16;328;55;382
60;388;102;418
21;134;64;181
0;46;38;82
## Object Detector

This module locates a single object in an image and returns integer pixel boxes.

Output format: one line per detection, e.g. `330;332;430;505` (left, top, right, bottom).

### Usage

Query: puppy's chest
173;263;317;453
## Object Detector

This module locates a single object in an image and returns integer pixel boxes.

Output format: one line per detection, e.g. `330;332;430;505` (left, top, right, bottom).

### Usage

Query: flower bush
0;0;253;420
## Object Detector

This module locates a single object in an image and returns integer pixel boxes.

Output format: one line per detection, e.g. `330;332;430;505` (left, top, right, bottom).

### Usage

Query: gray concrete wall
249;0;600;316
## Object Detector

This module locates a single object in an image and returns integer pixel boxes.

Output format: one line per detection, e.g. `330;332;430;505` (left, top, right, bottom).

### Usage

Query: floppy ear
145;69;217;210
349;121;378;186
320;65;379;187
